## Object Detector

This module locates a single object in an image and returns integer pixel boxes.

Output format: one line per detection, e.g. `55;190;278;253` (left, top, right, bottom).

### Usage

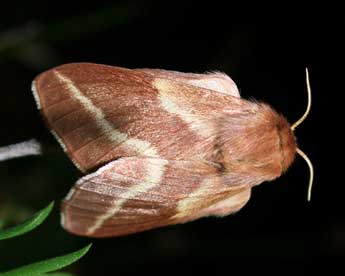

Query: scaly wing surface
32;63;244;172
61;157;251;237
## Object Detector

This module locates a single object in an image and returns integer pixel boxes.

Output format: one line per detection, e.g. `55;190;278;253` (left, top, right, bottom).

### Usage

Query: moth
32;63;313;238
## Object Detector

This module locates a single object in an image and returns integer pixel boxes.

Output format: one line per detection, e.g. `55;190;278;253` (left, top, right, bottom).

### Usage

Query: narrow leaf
43;273;74;276
0;244;91;276
0;201;54;241
0;219;4;229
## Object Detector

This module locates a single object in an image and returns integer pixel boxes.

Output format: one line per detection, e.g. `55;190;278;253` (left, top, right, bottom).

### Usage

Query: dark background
0;1;342;275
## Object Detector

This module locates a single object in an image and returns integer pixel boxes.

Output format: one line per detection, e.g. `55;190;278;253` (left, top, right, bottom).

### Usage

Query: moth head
276;115;296;173
220;69;313;201
258;68;313;201
271;68;313;201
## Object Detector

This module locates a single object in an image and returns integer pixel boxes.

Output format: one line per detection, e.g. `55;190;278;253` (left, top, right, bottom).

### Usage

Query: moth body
32;63;296;237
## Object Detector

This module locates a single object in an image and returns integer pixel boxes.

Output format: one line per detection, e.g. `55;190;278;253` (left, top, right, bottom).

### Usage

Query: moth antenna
296;148;314;201
291;68;314;201
291;68;311;130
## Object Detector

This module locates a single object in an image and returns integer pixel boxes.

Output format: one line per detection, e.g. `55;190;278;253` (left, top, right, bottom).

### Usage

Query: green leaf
0;244;91;276
0;219;4;229
43;273;75;276
0;201;54;241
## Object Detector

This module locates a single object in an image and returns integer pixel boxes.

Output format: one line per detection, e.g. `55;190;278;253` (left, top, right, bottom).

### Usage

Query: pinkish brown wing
134;68;240;97
61;157;251;238
32;63;245;172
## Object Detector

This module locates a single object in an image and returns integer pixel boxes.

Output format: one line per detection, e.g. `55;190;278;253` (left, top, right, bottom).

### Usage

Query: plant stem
0;139;41;161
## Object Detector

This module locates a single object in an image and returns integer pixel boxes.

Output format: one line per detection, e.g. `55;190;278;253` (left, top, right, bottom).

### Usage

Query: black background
0;1;342;275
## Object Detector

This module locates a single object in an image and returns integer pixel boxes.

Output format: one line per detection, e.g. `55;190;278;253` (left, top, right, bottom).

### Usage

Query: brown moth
32;63;313;238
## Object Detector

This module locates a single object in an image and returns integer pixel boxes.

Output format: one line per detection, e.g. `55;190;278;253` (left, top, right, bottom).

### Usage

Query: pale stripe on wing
55;71;163;224
154;78;215;138
85;158;168;235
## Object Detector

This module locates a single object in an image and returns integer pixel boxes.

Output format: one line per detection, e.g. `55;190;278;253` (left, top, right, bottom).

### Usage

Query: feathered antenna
291;68;314;201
